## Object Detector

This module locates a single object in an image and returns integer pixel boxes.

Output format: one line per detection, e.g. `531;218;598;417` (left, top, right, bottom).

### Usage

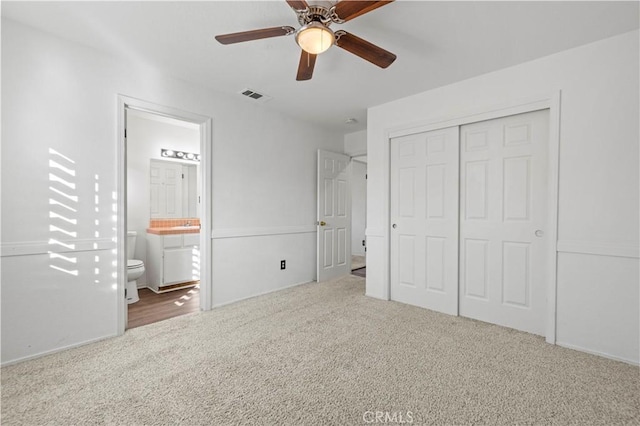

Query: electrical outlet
362;240;366;246
280;260;286;270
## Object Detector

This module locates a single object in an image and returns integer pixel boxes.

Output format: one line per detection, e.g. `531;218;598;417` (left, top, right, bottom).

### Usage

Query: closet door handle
392;224;397;229
535;230;544;237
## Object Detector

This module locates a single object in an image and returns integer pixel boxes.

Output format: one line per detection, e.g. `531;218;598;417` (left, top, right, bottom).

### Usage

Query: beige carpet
2;275;638;425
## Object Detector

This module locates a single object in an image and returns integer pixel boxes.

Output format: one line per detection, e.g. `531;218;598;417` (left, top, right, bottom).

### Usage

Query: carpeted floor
2;275;638;425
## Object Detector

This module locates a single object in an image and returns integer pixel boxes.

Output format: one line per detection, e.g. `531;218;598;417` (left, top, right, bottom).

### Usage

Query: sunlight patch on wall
191;246;200;280
94;174;101;285
48;148;78;276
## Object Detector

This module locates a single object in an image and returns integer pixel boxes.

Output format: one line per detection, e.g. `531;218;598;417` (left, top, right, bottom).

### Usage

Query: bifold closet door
390;127;459;315
459;110;549;336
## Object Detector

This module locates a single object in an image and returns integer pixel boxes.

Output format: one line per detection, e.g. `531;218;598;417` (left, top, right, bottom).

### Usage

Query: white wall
344;130;367;156
127;114;200;286
351;160;367;257
345;130;367;257
0;19;343;364
367;30;639;363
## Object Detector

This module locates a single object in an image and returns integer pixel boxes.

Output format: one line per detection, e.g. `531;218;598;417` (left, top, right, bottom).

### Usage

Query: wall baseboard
1;333;118;367
212;279;315;308
365;292;388;301
556;341;639;366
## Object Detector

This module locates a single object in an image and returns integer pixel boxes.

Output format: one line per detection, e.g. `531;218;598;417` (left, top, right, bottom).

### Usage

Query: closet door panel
459;110;549;335
390;127;459;315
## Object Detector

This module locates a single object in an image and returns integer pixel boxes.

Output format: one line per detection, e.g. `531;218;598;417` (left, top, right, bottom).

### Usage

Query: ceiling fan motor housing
297;5;334;26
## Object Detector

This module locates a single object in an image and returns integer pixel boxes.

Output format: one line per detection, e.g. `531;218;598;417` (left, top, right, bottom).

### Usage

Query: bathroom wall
1;19;344;364
127;113;200;287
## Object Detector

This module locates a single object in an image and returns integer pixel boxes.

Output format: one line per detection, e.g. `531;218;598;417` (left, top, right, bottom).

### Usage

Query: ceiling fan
215;0;397;81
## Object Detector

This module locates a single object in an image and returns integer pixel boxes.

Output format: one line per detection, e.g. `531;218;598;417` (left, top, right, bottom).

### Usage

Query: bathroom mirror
149;159;199;218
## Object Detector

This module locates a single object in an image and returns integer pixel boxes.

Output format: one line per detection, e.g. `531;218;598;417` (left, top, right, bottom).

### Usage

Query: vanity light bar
161;149;200;162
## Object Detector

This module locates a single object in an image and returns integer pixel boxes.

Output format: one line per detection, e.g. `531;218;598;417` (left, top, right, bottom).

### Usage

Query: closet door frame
385;93;561;344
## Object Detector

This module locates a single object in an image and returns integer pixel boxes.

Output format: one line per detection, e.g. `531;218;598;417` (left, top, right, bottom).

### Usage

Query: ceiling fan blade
296;50;317;81
332;0;394;22
215;26;295;45
335;31;396;68
286;0;309;11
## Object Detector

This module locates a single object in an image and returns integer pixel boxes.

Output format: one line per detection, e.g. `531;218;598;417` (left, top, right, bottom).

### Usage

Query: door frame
350;156;368;259
386;92;561;344
117;95;213;334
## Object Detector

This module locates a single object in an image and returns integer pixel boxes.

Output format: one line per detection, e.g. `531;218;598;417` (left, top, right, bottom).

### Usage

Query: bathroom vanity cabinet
146;233;200;293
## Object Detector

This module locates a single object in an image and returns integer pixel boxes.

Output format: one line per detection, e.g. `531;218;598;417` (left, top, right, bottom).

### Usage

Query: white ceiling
3;1;638;133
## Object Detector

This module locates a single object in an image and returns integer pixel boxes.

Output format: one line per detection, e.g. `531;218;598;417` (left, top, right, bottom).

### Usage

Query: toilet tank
127;231;137;260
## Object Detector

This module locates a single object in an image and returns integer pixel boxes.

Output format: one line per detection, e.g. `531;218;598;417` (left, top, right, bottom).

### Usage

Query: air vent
239;88;272;103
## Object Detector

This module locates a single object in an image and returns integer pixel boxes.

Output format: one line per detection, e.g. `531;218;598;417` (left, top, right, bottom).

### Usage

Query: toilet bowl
126;231;145;304
126;260;144;304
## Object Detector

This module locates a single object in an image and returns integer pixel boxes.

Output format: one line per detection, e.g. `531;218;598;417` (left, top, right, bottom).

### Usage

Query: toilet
126;231;145;304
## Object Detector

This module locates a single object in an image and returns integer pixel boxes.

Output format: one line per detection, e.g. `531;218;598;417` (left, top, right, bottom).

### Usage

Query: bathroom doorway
117;96;213;333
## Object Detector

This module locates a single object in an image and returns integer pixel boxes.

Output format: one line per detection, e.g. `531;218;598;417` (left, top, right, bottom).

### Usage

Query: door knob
319;221;326;226
535;230;544;237
392;223;397;229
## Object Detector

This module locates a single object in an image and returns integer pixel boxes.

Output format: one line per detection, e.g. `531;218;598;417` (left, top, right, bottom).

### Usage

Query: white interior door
459;110;549;335
150;162;162;217
317;150;351;282
390;127;459;314
150;160;183;218
182;164;198;218
163;163;182;218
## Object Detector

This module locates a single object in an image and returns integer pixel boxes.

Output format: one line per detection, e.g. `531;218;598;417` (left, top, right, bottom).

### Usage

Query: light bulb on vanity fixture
161;149;200;162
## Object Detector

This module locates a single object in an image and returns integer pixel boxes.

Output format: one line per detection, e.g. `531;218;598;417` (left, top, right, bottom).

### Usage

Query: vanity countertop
146;226;200;235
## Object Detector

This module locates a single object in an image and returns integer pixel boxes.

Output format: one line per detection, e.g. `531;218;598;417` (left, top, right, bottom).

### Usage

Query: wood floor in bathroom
351;267;366;278
127;286;200;329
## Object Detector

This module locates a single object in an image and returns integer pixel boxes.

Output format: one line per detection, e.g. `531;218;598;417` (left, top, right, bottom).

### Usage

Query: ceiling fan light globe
296;22;334;54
